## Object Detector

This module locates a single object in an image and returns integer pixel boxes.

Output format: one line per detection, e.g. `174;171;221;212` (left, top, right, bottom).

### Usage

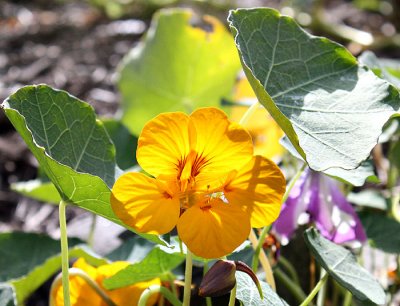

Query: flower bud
198;260;263;299
198;260;236;297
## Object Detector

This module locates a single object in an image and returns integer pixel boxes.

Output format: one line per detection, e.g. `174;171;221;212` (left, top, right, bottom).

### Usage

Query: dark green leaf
359;212;400;253
106;236;155;262
304;228;385;304
103;118;138;170
235;271;289;306
229;8;400;175
118;8;241;135
103;247;184;289
0;232;106;303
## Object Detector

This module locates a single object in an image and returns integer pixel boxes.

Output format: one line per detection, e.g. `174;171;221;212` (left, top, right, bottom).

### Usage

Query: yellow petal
54;258;102;306
137;112;190;178
188;107;253;185
230;105;285;161
177;198;251;259
96;262;161;306
111;172;180;235
224;155;286;228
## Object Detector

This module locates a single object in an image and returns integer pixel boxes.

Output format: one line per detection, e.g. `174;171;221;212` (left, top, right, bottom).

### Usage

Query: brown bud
198;260;236;297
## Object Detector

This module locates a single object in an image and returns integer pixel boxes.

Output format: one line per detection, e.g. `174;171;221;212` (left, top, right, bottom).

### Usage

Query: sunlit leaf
11;179;60;204
0;232;106;303
359;51;400;88
235;271;288;306
103;247;184;290
2;85;165;245
229;8;400;176
304;228;385;304
359;212;400;253
118;8;241;135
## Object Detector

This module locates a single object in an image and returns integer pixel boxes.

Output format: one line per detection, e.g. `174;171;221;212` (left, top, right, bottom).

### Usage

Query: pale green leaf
229;8;400;175
304;228;385;304
235;271;288;306
119;8;241;135
0;284;17;306
11;179;61;204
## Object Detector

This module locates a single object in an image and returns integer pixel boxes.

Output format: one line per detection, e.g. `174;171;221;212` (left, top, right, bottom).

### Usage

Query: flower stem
274;268;307;303
138;285;182;306
282;162;307;204
87;214;97;248
183;249;193;306
228;284;237;306
249;229;275;290
299;271;328;306
50;268;117;306
251;225;270;272
343;290;353;306
277;255;301;286
316;269;327;306
203;262;213;306
239;101;260;126
59;200;71;306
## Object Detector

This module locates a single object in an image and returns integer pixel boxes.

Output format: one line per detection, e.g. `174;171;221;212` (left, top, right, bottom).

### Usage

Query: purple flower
273;168;367;246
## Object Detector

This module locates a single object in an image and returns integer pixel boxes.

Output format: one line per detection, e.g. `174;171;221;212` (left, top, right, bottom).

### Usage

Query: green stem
278;256;301;286
282;162;307;204
87;214;97;248
138;285;182;306
167;272;179;299
252;225;270;271
274;268;307;303
343;291;352;306
203;262;212;306
299;272;329;306
59;200;71;306
239;101;260;126
249;229;276;290
316;269;327;306
183;249;193;306
228;284;237;306
50;268;117;306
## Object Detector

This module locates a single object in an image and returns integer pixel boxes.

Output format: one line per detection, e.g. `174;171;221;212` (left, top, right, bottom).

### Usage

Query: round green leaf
118;8;241;135
228;8;400;175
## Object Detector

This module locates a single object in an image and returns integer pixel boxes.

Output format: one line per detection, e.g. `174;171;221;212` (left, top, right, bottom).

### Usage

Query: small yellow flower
231;77;285;161
53;258;160;306
111;107;285;259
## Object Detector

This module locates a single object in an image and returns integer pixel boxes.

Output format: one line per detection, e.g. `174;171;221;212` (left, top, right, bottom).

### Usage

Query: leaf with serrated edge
1;85;164;245
119;8;241;135
236;271;288;306
304;228;385;304
229;8;400;174
103;247;184;290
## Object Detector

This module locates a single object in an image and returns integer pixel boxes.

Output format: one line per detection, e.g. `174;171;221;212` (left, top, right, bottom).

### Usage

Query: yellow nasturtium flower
111;107;285;259
231;77;285;161
53;258;160;306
